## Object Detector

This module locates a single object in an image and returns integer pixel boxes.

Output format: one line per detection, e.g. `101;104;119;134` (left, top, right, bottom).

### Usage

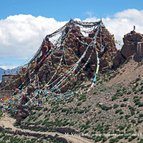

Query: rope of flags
0;20;105;112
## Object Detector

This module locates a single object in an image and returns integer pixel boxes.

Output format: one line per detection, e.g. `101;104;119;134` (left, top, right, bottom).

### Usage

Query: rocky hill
0;20;143;143
1;20;117;92
13;59;141;142
1;59;142;143
113;30;143;69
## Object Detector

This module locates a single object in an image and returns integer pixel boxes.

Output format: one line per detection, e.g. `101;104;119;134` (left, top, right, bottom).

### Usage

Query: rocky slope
1;20;143;143
18;59;143;143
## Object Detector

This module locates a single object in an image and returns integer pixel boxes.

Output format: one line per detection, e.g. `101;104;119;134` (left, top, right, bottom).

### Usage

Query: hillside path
0;114;93;143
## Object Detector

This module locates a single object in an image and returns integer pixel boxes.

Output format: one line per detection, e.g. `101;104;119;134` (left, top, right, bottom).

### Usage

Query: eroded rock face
121;31;143;59
97;27;117;71
113;31;143;69
35;22;117;91
112;51;126;69
2;21;117;92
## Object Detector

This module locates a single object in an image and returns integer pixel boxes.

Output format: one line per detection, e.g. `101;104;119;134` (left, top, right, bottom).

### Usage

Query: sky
0;0;143;69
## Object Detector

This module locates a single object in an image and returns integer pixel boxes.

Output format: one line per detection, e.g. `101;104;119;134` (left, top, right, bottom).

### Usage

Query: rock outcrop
121;30;143;59
1;20;117;93
113;30;143;68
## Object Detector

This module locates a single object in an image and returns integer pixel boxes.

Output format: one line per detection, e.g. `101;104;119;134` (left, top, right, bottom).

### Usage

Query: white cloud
85;9;143;48
0;14;66;59
85;11;95;18
0;9;143;69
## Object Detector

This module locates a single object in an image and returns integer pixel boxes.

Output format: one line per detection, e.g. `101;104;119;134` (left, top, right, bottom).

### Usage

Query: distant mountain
5;67;20;75
0;68;5;81
0;67;20;82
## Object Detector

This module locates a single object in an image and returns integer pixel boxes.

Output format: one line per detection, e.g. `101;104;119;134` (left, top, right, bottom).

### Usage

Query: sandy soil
107;59;143;87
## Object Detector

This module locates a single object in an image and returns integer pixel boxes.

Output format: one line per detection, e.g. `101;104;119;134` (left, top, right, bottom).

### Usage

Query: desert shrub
113;104;119;109
77;102;82;106
117;125;125;130
115;109;124;114
128;135;137;142
112;95;118;101
120;103;126;107
112;86;127;101
93;136;103;142
127;90;132;94
80;124;90;130
139;113;143;118
79;94;86;102
131;119;136;124
99;104;112;111
109;138;119;143
74;108;85;114
125;114;131;120
138;119;143;124
133;96;141;106
123;97;128;102
138;139;143;143
128;105;135;115
138;102;143;107
0;110;2;117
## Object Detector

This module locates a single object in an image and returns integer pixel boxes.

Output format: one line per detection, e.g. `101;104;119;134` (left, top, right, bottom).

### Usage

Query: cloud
85;9;143;47
85;11;95;18
0;9;143;69
0;14;66;63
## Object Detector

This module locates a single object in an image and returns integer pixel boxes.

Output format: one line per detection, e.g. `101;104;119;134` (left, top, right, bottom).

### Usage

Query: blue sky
0;0;143;69
1;0;143;20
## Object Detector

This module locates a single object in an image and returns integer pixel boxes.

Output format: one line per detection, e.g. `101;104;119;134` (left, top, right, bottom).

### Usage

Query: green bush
128;105;135;115
117;125;125;130
80;124;90;130
120;103;126;107
109;138;119;143
131;119;136;124
112;86;127;101
78;94;87;102
138;102;143;107
138;119;143;124
123;134;130;139
112;95;118;101
94;136;104;142
128;135;137;142
133;96;141;106
113;104;119;109
138;139;143;143
99;104;112;111
125;114;131;120
115;109;124;114
0;110;3;117
139;113;143;118
74;108;85;114
117;135;124;140
123;98;128;102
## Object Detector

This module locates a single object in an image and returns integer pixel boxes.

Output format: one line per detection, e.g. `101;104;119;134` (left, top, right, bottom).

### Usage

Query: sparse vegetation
0;109;2;117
